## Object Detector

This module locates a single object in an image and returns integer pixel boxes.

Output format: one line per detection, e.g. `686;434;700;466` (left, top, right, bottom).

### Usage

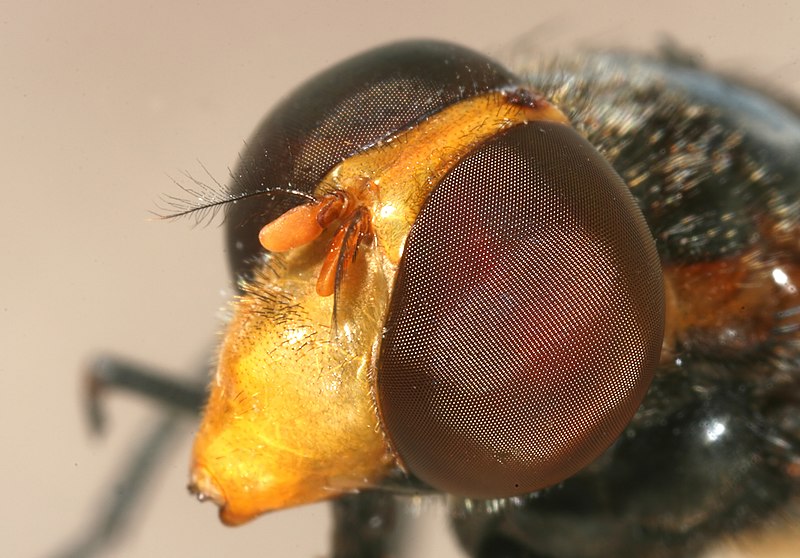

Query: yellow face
190;243;393;525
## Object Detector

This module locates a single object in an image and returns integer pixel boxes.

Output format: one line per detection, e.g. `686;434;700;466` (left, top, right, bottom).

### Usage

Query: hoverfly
60;40;799;558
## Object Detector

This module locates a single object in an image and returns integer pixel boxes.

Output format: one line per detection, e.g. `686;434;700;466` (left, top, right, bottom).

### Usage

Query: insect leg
332;491;403;558
51;357;207;558
85;355;206;432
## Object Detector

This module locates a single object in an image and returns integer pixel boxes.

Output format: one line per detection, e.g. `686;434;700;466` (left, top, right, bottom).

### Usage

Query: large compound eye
377;122;665;498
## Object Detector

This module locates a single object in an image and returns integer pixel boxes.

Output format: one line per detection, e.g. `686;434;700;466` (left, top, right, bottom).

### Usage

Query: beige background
4;1;800;557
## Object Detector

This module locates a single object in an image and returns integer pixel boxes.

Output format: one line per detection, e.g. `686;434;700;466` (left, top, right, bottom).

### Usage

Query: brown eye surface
377;122;665;498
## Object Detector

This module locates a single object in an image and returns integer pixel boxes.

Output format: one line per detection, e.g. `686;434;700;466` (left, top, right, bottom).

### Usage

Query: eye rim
376;121;665;498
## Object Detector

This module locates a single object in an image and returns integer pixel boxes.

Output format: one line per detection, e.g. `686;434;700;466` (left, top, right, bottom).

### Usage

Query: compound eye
377;122;665;498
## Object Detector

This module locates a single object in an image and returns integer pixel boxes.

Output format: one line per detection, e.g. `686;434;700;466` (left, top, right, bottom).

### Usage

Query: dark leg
51;407;185;558
85;355;206;433
50;356;207;558
332;491;403;558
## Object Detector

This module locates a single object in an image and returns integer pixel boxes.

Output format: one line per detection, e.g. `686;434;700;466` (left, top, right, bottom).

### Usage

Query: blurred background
3;1;799;557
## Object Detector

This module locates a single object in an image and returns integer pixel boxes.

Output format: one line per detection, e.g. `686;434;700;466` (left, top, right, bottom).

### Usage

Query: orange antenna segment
258;203;326;252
